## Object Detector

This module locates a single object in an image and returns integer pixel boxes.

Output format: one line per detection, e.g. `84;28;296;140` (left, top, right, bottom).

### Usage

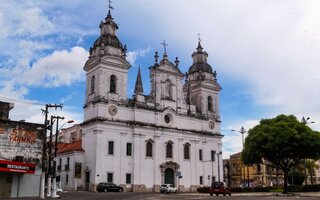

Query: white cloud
6;100;83;126
0;1;54;39
0;82;29;100
20;46;88;87
222;119;260;159
119;1;320;126
126;48;150;66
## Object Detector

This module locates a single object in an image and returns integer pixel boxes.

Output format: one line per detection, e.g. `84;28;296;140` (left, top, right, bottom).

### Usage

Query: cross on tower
198;33;201;43
108;0;114;10
161;40;168;54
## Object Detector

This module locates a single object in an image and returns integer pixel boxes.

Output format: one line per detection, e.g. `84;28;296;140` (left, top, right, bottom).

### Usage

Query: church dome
93;34;123;49
188;42;213;74
188;62;213;74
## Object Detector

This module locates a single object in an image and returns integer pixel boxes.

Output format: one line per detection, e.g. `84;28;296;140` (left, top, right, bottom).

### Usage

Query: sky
1;0;320;159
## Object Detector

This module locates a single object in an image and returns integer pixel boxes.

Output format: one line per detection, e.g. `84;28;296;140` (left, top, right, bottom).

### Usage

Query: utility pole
40;104;62;199
47;116;55;197
52;116;64;198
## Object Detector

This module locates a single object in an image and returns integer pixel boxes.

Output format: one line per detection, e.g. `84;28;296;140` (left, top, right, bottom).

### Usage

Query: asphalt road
5;192;320;200
57;191;319;200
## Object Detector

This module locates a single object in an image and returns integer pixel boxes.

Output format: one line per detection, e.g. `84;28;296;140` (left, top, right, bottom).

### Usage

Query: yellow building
224;152;284;187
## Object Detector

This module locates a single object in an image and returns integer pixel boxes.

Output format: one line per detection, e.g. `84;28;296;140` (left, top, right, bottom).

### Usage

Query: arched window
184;143;190;160
90;76;95;94
110;75;117;93
208;96;213;112
166;142;173;158
165;79;172;99
146;141;153;157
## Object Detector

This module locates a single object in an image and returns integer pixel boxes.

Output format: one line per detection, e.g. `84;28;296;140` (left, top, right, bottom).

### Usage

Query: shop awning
0;160;36;174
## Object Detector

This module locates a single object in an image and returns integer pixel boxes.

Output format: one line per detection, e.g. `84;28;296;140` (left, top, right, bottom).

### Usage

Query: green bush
197;187;210;193
287;185;303;192
253;187;275;192
230;187;253;193
302;184;320;192
205;184;320;193
288;171;305;186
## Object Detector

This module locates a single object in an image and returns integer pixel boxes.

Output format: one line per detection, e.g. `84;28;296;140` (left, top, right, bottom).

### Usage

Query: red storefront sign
0;160;36;174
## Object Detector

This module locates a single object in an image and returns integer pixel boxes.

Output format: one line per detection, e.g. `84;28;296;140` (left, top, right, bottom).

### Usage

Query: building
55;124;84;191
56;140;84;191
80;7;223;192
226;152;284;188
0;101;44;198
314;160;320;184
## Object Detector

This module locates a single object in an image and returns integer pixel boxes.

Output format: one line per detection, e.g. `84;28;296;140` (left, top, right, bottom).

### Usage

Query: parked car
209;182;231;196
96;182;123;192
160;184;178;193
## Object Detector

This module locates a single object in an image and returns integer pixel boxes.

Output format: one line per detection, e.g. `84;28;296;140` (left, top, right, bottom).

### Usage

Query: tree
242;115;320;193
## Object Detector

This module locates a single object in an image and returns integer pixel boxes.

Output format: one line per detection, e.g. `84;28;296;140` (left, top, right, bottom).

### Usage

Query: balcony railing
65;164;70;171
57;165;61;171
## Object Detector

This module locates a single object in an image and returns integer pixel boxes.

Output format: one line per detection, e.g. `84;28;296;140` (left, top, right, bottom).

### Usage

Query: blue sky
1;0;320;158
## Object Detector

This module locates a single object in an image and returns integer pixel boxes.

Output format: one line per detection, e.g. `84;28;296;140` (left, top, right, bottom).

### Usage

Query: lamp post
231;126;247;187
51;118;74;198
301;116;315;186
217;151;222;182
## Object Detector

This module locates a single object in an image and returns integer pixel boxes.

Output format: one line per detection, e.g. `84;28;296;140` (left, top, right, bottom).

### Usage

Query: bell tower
185;41;221;120
83;6;130;121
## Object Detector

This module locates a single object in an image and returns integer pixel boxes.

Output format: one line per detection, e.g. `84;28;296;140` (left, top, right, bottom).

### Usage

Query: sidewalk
187;192;320;197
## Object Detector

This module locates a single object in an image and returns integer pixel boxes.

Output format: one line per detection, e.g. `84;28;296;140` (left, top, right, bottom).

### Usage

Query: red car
209;182;231;196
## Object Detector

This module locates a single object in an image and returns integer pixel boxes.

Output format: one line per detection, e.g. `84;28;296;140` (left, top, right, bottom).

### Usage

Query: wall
82;120;223;192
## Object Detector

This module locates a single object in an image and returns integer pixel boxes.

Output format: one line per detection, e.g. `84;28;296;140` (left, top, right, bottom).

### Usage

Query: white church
80;7;223;192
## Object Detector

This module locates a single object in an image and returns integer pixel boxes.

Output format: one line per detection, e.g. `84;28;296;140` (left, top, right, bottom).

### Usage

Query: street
6;192;319;200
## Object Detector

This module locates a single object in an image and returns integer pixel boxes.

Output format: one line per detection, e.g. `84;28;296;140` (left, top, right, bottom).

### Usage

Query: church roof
188;62;213;74
57;140;84;154
93;34;123;49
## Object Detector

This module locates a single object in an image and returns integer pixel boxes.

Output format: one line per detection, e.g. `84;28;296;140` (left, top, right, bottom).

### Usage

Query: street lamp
301;117;315;125
217;151;222;182
301;116;315;186
52;118;74;198
231;127;248;187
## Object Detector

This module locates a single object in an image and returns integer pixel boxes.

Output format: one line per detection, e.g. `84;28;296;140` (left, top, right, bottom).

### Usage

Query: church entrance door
164;168;174;185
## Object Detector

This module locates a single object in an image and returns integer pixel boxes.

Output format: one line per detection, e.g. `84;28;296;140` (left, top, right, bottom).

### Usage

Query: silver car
160;184;177;193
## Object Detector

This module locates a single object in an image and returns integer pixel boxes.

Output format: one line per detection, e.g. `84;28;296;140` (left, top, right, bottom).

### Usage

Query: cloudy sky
1;0;320;158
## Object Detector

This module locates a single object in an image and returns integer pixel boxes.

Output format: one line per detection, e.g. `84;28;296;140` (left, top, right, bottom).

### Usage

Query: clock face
99;49;105;56
108;105;118;116
209;121;215;130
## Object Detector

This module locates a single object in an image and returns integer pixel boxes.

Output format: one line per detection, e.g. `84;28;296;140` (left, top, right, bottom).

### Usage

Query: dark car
209;182;231;196
96;182;123;192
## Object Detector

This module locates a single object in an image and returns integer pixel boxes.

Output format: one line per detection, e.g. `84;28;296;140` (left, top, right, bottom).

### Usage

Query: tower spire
107;0;114;18
197;33;203;51
134;66;144;94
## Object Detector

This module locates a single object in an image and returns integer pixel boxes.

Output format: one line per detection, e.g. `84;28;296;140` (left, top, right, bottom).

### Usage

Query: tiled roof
57;140;84;154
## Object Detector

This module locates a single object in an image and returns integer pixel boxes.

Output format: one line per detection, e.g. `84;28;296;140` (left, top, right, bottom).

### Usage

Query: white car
160;184;178;193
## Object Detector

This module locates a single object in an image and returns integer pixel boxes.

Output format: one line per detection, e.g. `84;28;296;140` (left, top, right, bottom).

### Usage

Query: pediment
154;60;184;77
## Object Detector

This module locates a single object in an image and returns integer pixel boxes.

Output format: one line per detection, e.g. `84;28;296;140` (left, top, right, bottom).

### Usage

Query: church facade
81;9;223;192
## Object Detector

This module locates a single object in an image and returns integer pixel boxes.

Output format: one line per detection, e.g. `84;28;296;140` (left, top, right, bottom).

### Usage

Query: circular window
164;114;171;124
